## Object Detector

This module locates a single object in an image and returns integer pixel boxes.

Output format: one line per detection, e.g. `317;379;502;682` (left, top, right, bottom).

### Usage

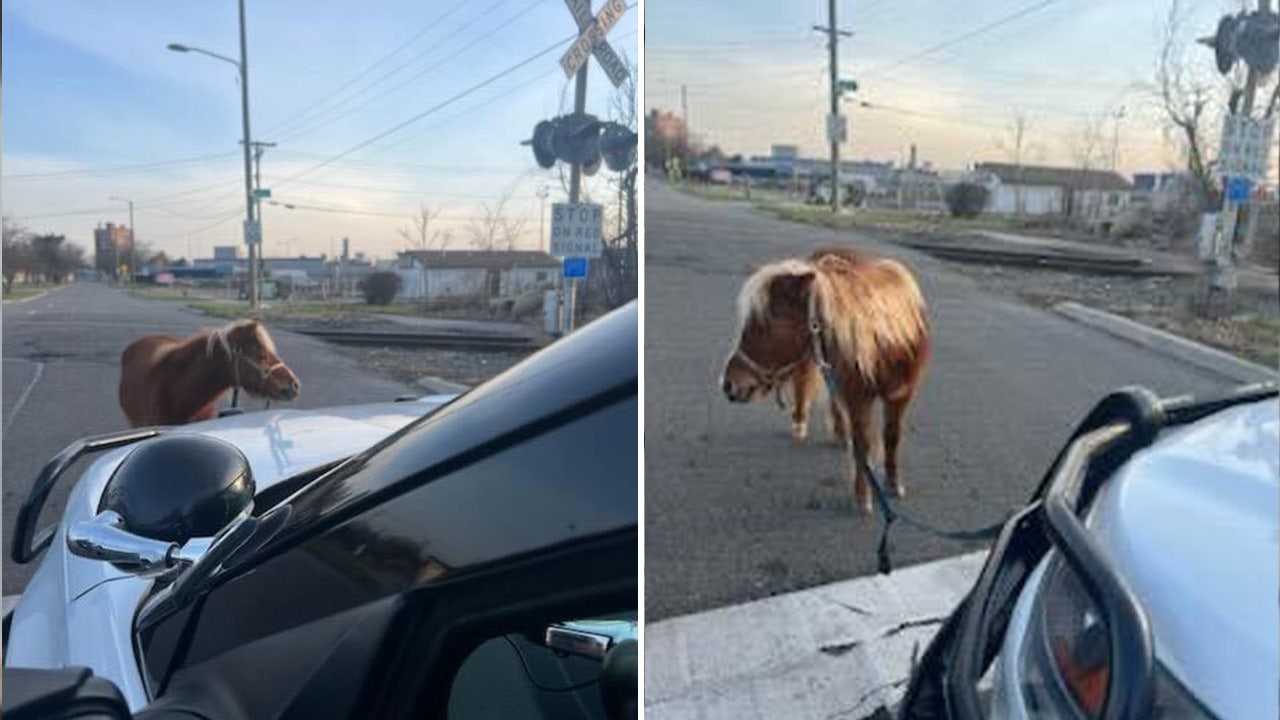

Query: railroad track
903;243;1196;276
296;329;540;351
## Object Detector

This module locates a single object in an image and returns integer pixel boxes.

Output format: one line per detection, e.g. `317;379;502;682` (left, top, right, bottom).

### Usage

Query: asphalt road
644;180;1248;621
2;283;416;593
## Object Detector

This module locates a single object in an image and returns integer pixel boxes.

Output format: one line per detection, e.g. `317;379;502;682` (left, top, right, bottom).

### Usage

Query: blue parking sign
1226;176;1251;203
563;256;588;278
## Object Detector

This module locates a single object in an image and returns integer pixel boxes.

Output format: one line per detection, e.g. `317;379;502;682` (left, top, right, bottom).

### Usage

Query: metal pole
1208;0;1267;315
827;0;840;213
1109;106;1125;171
564;63;588;333
127;200;135;284
237;0;259;314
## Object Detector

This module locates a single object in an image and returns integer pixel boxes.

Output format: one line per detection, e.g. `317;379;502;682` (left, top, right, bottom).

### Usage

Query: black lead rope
816;363;1009;575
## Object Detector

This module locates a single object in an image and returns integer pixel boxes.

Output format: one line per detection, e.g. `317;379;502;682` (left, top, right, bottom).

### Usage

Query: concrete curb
415;376;471;395
1053;301;1278;384
1;286;59;305
645;552;985;720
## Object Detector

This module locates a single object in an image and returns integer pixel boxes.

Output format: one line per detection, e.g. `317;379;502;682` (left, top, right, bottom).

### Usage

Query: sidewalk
645;552;985;720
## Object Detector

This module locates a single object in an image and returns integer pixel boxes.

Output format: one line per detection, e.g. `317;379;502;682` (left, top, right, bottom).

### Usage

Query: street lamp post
108;196;135;283
167;0;259;312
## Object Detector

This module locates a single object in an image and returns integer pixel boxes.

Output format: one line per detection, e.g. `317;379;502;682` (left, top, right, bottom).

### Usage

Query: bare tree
995;113;1036;219
398;204;444;253
3;217;32;292
1153;0;1219;205
467;189;527;252
1064;113;1109;222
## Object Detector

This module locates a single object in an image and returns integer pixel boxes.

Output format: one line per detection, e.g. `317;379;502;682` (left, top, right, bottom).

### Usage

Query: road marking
5;359;46;433
645;551;985;720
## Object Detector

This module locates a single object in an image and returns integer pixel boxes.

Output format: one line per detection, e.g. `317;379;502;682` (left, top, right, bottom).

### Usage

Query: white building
972;163;1133;226
394;250;560;301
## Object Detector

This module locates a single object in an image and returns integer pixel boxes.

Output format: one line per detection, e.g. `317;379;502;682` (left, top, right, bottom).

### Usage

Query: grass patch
2;284;56;302
681;183;753;202
128;287;193;301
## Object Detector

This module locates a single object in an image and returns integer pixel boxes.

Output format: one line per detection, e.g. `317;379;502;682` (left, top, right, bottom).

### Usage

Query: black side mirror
598;640;637;720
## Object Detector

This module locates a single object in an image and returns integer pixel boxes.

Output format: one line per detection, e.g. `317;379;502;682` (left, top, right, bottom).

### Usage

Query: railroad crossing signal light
525;114;636;172
599;124;638;171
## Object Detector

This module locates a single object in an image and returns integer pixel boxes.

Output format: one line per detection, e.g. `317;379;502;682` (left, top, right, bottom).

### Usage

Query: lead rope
808;291;1008;574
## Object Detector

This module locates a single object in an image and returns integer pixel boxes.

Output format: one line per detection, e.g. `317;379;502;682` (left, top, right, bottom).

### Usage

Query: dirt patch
329;345;534;389
951;264;1279;368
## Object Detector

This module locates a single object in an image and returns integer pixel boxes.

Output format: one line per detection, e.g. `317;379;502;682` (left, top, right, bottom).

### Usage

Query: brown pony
721;248;930;513
119;319;301;427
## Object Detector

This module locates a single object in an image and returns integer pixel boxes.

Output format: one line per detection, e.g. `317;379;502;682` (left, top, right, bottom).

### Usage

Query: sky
1;0;638;261
646;0;1262;177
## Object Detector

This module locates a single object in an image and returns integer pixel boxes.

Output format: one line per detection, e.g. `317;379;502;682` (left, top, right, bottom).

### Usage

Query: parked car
898;382;1278;720
3;302;639;720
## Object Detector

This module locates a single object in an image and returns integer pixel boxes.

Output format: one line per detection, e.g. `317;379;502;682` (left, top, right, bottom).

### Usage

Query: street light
108;196;135;284
167;0;260;313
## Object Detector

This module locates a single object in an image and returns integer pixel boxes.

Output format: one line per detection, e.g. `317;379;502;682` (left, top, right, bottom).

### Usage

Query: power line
2;152;239;180
260;0;471;138
860;0;1065;77
262;176;539;200
272;32;577;189
275;0;549;144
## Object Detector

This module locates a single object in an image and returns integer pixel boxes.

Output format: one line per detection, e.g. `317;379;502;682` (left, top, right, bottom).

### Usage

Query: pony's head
210;320;301;401
721;260;817;403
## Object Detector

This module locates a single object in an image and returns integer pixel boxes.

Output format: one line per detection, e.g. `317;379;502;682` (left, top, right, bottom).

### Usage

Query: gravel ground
329;345;534;389
947;263;1279;367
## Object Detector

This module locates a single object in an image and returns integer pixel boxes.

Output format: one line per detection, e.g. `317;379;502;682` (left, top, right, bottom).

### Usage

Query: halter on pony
210;325;287;411
731;287;833;408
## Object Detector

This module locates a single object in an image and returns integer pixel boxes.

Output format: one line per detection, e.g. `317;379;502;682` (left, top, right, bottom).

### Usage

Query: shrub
362;271;401;305
945;182;990;219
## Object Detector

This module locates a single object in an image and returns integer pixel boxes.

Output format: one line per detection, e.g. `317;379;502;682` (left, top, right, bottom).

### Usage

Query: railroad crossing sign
561;0;629;87
550;202;603;258
1219;112;1276;179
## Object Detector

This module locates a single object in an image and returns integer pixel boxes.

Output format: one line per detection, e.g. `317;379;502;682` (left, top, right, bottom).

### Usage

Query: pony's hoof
791;422;809;443
892;484;907;499
857;498;873;516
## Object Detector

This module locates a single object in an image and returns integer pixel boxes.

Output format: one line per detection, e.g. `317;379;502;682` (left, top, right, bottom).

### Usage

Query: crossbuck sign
560;0;629;87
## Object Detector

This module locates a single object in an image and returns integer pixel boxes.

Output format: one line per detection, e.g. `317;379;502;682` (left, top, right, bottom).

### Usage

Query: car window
447;613;637;720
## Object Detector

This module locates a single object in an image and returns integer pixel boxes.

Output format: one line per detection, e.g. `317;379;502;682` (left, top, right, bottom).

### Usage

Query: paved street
2;283;417;592
644;180;1262;621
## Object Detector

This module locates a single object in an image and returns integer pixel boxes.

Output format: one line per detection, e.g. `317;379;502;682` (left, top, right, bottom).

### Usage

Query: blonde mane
735;258;816;335
206;319;276;359
735;253;928;382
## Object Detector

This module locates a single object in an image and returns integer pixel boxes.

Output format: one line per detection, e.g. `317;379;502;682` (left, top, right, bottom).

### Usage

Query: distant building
1131;172;1202;215
396;250;559;300
972;163;1133;225
93;222;133;279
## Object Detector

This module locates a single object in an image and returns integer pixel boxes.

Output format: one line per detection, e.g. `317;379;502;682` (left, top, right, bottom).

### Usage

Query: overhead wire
260;0;471;138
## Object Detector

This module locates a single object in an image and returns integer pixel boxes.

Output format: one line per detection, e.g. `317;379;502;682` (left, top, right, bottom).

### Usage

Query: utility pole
815;2;852;213
681;83;689;152
1109;106;1126;171
247;140;276;279
236;0;259;314
537;185;549;252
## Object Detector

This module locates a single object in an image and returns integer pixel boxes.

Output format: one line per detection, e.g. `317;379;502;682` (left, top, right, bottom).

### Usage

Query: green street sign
253;188;272;199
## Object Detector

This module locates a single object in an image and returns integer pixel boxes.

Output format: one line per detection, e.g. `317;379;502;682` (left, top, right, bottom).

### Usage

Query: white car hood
1087;398;1279;720
5;395;453;710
